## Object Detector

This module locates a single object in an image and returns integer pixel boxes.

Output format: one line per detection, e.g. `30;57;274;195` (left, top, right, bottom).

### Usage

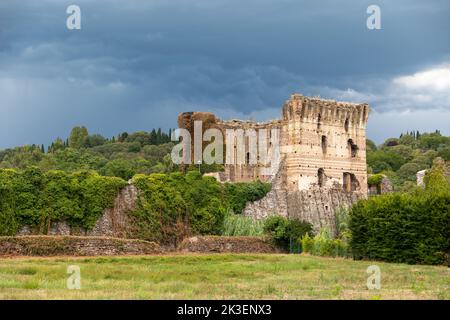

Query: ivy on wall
0;167;271;244
130;171;272;244
0;167;126;235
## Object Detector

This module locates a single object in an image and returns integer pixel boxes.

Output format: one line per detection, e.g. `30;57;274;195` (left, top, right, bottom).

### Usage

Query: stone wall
1;235;285;256
0;236;161;256
179;236;284;253
287;189;362;235
88;183;138;237
243;155;288;218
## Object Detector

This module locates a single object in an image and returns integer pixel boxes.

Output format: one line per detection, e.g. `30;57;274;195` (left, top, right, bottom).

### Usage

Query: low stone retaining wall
0;235;283;256
0;236;161;256
179;236;284;253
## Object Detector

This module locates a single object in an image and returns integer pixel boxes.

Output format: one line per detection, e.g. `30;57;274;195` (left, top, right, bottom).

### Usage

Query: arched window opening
321;135;327;155
347;139;358;157
318;168;325;187
344;118;349;132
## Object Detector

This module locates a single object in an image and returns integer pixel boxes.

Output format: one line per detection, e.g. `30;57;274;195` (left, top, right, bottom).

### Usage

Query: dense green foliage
367;173;384;186
130;171;271;244
0;141;176;180
366;131;449;191
349;160;450;265
0;168;126;235
0;127;176;180
299;208;351;258
224;181;272;214
263;216;313;250
222;214;265;236
301;228;350;257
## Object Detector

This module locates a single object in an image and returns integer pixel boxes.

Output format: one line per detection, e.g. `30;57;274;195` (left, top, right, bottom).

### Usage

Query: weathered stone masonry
178;93;370;233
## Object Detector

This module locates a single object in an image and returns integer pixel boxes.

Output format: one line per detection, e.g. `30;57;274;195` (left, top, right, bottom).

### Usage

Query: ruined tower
178;93;370;232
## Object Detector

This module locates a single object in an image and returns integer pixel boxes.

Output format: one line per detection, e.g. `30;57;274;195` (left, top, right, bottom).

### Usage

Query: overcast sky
0;0;449;148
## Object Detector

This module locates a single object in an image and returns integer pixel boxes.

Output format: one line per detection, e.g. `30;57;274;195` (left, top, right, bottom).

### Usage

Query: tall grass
222;214;265;236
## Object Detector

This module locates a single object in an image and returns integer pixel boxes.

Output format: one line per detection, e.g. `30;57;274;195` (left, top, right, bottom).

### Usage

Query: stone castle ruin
178;93;370;233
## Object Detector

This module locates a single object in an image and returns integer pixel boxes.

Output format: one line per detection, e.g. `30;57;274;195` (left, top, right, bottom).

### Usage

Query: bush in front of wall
300;228;350;258
263;215;313;250
349;159;450;265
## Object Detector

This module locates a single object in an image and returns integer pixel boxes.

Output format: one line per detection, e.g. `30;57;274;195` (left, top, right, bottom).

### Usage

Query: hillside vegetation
366;130;449;191
0;126;176;180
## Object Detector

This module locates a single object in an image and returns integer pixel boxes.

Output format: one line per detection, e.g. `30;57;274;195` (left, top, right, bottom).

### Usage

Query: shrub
335;207;351;241
349;160;450;265
367;174;384;186
301;228;350;257
263;215;313;250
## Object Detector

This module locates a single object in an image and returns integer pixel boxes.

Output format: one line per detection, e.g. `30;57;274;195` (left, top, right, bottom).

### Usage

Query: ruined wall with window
178;93;369;233
281;93;368;193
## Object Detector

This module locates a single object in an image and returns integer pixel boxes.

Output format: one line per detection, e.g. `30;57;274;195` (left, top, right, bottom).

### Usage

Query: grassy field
0;254;448;299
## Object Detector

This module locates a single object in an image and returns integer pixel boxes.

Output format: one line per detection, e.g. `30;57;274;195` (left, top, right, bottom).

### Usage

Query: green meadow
0;254;448;300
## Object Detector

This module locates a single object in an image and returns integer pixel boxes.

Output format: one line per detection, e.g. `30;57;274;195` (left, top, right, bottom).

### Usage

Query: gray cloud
0;0;449;147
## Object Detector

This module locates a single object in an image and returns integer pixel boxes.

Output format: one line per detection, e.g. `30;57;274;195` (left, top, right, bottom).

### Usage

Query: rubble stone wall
0;236;161;256
179;236;284;253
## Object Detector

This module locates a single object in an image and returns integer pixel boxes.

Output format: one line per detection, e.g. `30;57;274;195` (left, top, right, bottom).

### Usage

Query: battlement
282;93;369;129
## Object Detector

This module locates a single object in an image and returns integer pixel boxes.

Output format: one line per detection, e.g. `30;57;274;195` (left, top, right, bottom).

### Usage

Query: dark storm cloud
0;0;449;147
